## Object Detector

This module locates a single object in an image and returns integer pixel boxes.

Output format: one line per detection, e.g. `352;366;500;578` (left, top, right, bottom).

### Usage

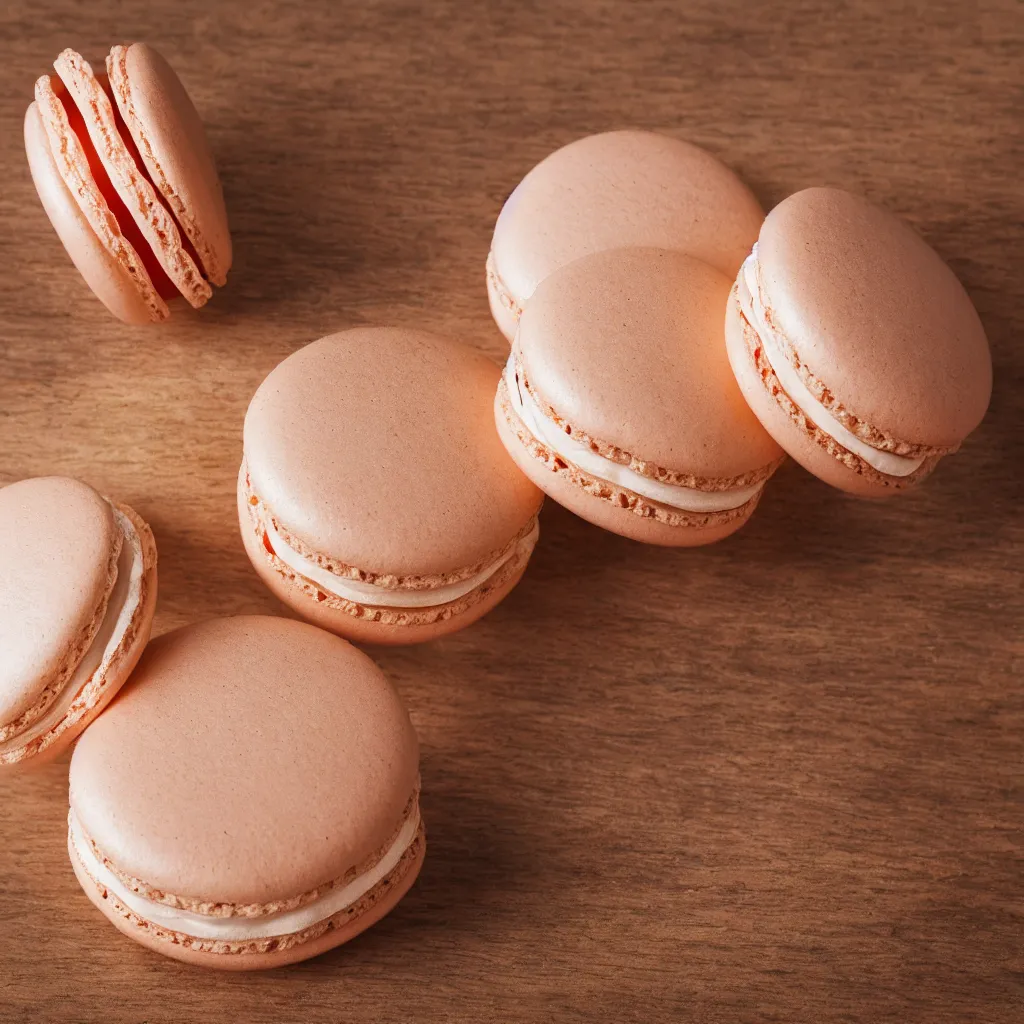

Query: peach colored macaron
0;476;157;768
68;616;424;970
496;248;784;546
726;187;992;496
25;43;231;324
486;129;763;341
239;328;544;644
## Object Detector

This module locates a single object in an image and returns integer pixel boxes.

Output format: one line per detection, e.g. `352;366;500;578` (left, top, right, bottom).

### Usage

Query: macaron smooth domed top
519;248;783;480
754;187;991;449
69;616;420;907
244;328;542;579
0;477;117;728
487;130;763;337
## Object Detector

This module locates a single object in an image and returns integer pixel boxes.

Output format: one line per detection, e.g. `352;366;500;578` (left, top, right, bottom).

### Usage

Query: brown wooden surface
1;2;1021;1021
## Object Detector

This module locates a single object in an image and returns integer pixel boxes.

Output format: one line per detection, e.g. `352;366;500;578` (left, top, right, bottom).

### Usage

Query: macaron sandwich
0;476;157;767
496;248;784;545
68;616;424;969
25;43;231;323
240;327;544;643
726;187;992;495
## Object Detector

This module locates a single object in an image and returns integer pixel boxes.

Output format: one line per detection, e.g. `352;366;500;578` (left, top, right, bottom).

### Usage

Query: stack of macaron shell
25;44;230;324
0;477;157;767
486;129;764;342
726;187;992;495
239;327;544;644
496;248;785;545
67;617;424;970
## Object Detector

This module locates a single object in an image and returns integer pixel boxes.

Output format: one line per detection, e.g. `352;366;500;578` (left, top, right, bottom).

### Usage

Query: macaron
485;129;763;341
67;616;424;970
239;327;544;644
495;248;785;546
725;187;992;496
0;476;157;767
25;43;231;324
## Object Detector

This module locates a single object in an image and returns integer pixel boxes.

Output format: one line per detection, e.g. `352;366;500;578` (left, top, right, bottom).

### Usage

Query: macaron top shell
0;477;117;727
69;616;419;906
244;328;542;578
755;187;991;448
107;43;231;286
491;130;763;304
517;248;783;481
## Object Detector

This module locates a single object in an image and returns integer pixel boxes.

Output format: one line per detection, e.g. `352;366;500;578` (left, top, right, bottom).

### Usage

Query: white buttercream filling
0;507;144;756
503;355;763;513
69;806;421;942
739;250;925;478
265;518;539;609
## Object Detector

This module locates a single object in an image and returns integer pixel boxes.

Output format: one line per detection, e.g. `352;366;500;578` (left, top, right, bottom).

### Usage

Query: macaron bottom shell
724;287;940;498
495;383;758;547
69;825;425;970
236;478;532;644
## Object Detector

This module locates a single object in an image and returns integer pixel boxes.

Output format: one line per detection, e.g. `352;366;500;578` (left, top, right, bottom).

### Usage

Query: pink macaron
239;327;544;644
25;43;231;324
67;616;424;970
0;476;157;767
486;129;763;341
495;248;784;545
726;187;992;496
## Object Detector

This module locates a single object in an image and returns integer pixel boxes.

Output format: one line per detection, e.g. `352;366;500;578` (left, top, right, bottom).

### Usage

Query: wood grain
1;1;1021;1021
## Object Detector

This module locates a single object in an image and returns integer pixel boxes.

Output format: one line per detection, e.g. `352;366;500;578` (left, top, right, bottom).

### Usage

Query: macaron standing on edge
67;616;424;969
25;43;231;324
0;477;158;768
496;248;785;546
726;187;992;496
486;129;764;341
239;327;544;644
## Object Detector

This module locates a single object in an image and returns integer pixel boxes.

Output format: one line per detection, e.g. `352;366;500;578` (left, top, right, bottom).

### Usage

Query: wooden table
1;2;1020;1020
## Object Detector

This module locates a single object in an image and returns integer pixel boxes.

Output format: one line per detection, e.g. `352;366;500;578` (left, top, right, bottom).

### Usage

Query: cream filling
265;518;539;609
0;507;143;756
69;806;421;942
504;355;763;513
739;251;925;478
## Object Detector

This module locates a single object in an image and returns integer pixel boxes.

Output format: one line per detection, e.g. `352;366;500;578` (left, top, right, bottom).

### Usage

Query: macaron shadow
199;77;402;318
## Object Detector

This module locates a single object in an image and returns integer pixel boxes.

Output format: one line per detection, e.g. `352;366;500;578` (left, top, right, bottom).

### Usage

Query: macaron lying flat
25;43;230;324
68;616;424;970
0;477;157;767
486;129;763;341
496;248;784;545
726;187;992;496
240;328;543;644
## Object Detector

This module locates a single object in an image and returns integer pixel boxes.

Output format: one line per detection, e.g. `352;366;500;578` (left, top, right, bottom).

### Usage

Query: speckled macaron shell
240;328;543;644
499;248;784;545
487;130;763;340
68;616;423;969
0;477;158;766
726;187;992;496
